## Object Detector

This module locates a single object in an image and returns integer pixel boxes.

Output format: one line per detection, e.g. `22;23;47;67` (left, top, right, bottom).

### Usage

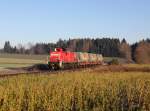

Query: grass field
103;57;125;63
0;53;123;69
0;53;48;60
0;54;48;69
0;54;150;110
0;71;150;111
125;64;150;68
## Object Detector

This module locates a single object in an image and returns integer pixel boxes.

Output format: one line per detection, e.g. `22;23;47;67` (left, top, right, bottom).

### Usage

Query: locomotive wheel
48;65;52;70
59;61;64;69
52;65;59;70
48;64;58;70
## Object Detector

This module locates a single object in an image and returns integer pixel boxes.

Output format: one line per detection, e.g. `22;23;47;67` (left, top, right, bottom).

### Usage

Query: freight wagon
48;48;103;70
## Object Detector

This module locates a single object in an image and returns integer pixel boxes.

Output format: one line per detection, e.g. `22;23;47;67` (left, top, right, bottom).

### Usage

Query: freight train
48;48;103;70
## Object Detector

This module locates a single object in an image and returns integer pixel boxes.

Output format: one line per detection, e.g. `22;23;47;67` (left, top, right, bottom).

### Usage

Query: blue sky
0;0;150;47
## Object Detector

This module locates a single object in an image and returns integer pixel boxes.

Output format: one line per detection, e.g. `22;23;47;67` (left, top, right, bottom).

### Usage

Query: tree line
0;38;150;63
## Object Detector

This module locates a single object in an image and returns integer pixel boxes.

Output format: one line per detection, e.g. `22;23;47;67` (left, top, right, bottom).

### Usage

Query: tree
82;38;92;52
3;41;13;53
25;42;35;54
134;41;150;64
67;39;78;51
131;42;138;61
119;39;132;62
17;44;26;54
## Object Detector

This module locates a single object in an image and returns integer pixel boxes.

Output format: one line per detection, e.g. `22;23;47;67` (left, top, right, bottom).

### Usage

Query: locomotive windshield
55;48;66;52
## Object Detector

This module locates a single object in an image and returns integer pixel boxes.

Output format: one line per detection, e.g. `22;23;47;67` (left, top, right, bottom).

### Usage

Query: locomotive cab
48;48;63;70
48;48;77;70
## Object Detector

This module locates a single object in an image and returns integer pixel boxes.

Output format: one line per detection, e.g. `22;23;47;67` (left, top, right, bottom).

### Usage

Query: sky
0;0;150;48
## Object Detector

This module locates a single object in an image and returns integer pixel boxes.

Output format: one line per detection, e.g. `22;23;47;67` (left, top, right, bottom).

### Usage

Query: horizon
0;0;150;48
0;37;149;49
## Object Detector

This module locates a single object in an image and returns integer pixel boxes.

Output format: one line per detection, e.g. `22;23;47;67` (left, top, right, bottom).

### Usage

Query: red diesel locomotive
48;48;103;70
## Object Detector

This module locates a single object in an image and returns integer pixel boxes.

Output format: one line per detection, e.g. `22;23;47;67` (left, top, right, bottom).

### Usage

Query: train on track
48;48;103;70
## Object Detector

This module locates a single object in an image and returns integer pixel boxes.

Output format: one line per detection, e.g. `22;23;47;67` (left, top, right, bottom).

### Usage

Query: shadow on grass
26;64;50;71
5;64;49;72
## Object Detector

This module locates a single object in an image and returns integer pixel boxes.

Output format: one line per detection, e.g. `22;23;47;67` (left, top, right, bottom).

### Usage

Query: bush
109;59;119;65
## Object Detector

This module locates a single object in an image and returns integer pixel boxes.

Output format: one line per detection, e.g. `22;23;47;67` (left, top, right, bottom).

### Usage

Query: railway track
0;69;72;78
0;65;97;78
0;70;52;78
1;64;150;78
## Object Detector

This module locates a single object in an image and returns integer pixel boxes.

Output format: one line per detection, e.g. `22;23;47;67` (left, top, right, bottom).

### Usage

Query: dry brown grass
0;70;150;111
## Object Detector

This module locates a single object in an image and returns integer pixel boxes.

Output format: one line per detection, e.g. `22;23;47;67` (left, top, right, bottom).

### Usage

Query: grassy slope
0;71;150;110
